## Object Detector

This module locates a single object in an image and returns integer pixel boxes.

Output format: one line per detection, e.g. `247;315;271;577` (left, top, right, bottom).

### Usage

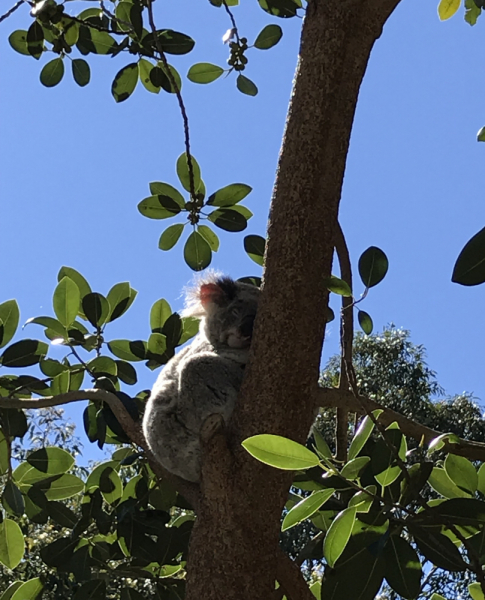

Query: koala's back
143;334;247;482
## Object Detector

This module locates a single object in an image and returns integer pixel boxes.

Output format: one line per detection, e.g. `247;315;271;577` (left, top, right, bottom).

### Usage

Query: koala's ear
199;282;226;307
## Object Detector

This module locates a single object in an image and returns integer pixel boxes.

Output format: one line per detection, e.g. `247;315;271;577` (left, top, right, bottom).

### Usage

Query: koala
142;274;260;483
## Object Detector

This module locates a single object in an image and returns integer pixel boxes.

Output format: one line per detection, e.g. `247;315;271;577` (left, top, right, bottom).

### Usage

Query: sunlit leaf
438;0;460;20
187;62;224;84
323;506;357;567
242;434;320;470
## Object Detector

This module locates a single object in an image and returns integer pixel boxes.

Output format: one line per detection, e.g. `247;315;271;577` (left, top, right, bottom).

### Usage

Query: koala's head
183;275;260;349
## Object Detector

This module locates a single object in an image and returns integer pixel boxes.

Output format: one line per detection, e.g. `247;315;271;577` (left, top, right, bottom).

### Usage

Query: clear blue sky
1;0;484;462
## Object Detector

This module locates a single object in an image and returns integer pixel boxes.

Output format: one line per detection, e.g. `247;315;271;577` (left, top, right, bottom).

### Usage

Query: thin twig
146;0;196;201
0;0;25;24
221;0;240;43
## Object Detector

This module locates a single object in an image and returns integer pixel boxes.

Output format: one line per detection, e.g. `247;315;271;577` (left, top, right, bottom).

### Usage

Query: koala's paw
200;413;225;443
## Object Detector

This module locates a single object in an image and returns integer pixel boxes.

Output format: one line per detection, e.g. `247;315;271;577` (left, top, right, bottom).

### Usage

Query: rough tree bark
184;0;402;599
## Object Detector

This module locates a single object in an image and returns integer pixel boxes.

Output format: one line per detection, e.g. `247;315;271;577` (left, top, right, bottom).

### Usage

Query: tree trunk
185;0;401;598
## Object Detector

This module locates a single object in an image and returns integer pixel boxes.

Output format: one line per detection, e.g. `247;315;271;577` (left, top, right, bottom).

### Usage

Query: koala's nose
240;314;255;338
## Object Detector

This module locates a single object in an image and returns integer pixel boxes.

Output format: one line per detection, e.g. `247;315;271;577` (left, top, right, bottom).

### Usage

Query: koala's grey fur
142;274;260;482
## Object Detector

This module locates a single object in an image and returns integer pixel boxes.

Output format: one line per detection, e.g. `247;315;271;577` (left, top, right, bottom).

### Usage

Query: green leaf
428;467;471;499
27;20;44;58
242;434;320;470
244;234;265;266
149;182;185;207
86;462;123;504
27;447;74;475
187;62;224;84
176;152;202;194
24;316;67;340
452;226;485;286
159;224;185;251
282;489;335;531
138;195;181;219
258;0;300;18
0;519;24;569
8;30;29;56
207;183;252;206
89;29;117;54
197;225;219;251
340;456;371;481
50;371;70;395
151;62;182;94
323;275;352;297
46;501;78;528
384;536;422;600
150;299;171;332
0;581;23;600
155;29;194;54
0;300;20;349
82;293;110;327
108;340;146;362
42;473;85;500
53;276;80;327
115;360;137;385
348;412;381;460
358;310;373;334
106;282;131;322
323;506;357;567
470;583;485;600
254;24;283;49
148;333;167;356
0;409;28;438
138;58;160;93
430;595;446;600
10;578;42;600
465;0;481;24
40;57;64;87
179;316;199;344
412;527;467;571
184;231;212;271
112;63;138;102
58;267;91;299
438;0;460;20
72;58;90;86
2;481;24;516
208;208;247;232
236;74;258;96
358;246;389;288
312;427;332;459
477;126;485;140
1;339;48;368
444;454;478;494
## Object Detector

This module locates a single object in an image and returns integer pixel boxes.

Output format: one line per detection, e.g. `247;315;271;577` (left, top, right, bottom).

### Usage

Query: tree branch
317;387;485;461
0;390;199;508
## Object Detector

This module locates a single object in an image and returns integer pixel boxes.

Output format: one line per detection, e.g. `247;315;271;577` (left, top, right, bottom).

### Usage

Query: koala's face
201;278;259;349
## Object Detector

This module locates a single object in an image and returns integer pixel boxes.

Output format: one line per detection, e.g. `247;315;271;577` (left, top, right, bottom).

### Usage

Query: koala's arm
176;353;245;429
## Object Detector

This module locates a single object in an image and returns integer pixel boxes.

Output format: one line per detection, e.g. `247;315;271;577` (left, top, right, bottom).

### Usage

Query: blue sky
1;0;485;462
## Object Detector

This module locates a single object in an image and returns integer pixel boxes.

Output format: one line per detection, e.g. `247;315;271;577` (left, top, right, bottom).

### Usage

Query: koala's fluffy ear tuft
199;282;226;307
182;274;237;318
